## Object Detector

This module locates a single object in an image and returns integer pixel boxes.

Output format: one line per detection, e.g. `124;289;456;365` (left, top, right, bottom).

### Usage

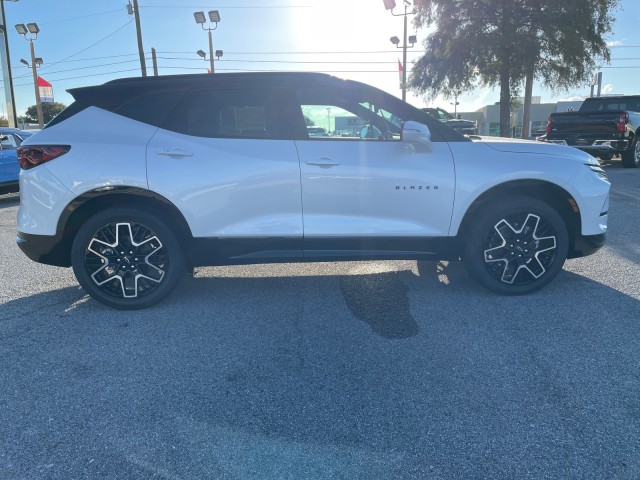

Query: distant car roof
0;127;33;137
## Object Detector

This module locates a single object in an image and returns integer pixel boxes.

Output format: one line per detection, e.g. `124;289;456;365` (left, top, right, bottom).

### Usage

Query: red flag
37;76;54;102
398;59;404;89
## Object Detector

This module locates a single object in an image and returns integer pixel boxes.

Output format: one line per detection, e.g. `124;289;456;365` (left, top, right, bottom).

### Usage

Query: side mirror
402;121;431;145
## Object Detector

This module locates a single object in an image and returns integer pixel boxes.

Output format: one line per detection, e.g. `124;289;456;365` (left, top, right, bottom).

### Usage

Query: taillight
617;113;628;133
546;115;551;134
17;145;71;170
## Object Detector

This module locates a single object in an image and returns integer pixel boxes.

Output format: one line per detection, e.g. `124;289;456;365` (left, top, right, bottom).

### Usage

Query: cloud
602;84;614;94
557;96;585;102
607;40;624;47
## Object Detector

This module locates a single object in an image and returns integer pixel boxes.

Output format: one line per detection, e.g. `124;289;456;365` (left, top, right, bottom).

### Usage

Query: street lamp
383;0;417;101
193;10;221;73
196;48;223;73
0;0;19;127
15;21;44;127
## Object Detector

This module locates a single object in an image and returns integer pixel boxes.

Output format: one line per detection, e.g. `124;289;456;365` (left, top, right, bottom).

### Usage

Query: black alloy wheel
621;136;640;168
463;197;569;295
71;208;185;309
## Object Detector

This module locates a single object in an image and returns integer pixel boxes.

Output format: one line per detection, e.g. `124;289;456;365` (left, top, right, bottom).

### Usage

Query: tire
598;153;612;162
621;136;639;168
462;197;569;295
71;207;185;309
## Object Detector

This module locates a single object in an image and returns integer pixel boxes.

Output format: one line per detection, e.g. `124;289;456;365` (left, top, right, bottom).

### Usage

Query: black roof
69;72;363;99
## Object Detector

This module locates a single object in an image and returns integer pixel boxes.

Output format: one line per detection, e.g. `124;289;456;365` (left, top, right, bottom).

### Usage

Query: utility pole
151;47;158;76
0;0;18;128
131;0;146;76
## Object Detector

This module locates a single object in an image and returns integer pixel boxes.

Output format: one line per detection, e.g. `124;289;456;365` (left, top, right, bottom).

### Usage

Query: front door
293;87;455;255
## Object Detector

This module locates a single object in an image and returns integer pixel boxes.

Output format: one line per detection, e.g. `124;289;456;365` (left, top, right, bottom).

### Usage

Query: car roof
68;72;365;100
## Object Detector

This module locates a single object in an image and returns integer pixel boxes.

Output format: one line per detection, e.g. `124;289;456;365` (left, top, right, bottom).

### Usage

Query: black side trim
190;236;459;266
17;232;69;267
190;238;303;265
0;180;19;195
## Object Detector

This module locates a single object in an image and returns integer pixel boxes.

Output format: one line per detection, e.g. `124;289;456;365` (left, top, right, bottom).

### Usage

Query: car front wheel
71;207;185;309
462;197;569;295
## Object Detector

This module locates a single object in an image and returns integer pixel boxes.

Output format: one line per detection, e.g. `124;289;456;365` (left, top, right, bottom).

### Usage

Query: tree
304;115;315;126
409;0;618;137
0;117;7;127
24;102;67;124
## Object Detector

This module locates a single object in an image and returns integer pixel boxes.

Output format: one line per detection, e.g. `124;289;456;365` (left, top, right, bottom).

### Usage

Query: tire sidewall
463;197;569;295
621;136;639;168
71;207;185;309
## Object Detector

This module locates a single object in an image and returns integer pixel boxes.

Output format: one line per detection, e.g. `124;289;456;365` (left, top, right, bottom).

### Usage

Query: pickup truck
545;95;640;168
422;107;477;135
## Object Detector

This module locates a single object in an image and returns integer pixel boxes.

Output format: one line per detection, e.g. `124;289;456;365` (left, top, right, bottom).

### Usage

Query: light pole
15;22;43;128
0;0;18;127
193;10;220;74
383;0;416;102
196;48;223;73
326;107;331;134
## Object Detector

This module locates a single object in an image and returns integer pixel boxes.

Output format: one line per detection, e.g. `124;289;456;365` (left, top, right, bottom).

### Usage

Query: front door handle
156;148;194;159
305;158;340;168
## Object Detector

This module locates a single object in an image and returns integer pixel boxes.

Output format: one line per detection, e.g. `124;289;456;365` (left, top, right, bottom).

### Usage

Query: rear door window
163;89;291;140
114;90;186;127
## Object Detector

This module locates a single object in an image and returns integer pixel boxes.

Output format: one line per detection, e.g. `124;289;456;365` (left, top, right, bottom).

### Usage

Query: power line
156;56;402;64
39;9;124;26
141;4;314;9
13;59;143;80
12;68;145;88
39;20;134;73
155;50;423;55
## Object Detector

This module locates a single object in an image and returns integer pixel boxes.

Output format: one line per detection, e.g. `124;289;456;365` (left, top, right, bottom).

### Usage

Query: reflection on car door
294;88;456;255
147;88;303;252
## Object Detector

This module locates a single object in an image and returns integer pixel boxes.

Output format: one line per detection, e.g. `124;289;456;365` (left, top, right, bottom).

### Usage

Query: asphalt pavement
0;161;639;479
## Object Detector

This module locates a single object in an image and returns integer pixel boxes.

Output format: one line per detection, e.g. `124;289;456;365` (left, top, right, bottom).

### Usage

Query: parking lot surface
1;161;639;479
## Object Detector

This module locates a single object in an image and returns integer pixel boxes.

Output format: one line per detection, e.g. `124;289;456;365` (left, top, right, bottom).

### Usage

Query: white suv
16;73;610;309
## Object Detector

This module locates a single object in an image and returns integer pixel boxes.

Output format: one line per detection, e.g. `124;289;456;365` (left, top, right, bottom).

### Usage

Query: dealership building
458;97;585;138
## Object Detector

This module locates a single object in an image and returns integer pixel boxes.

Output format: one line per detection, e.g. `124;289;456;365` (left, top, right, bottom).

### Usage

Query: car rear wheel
71;207;185;309
462;197;569;295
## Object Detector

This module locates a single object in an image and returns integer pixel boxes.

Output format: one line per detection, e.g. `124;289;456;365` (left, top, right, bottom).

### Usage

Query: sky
0;0;638;119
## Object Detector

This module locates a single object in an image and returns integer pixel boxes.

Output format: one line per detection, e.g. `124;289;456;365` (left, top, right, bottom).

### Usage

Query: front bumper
568;233;606;258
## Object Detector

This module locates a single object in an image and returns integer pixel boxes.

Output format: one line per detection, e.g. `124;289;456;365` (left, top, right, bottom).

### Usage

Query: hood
444;119;475;127
473;136;596;161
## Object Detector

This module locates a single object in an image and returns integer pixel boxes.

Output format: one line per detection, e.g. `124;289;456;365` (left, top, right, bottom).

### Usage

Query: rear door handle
156;148;193;159
305;158;340;168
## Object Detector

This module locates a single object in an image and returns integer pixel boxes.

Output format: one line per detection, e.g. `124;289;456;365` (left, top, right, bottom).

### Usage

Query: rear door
147;88;303;246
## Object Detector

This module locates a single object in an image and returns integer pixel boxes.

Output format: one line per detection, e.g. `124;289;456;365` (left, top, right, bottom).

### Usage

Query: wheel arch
55;187;194;267
457;180;582;257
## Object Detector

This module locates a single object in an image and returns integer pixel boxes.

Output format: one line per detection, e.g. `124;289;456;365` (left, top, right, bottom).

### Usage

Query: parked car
307;126;328;137
422;107;478;135
0;128;34;194
16;72;610;309
546;95;640;167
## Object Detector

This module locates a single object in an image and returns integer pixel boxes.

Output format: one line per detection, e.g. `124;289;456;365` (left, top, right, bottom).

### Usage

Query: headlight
586;164;608;180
